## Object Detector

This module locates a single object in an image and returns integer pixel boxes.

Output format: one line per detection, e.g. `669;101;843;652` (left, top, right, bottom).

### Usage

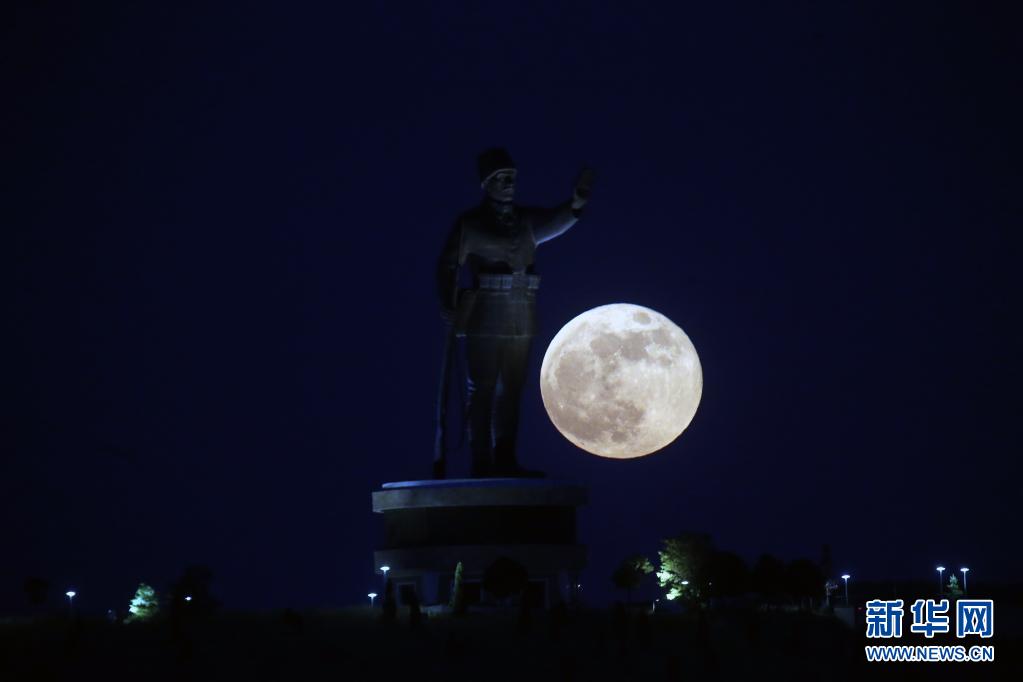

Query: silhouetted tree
281;608;305;634
483;556;528;604
549;601;568;641
785;559;825;609
23;577;49;607
559;653;577;682
450;561;467;615
611;601;629;655
707;550;750;598
381;578;397;624
516;593;532;635
819;544;833;580
752;554;786;605
408;590;422;629
444;631;466;660
611;554;654;606
666;654;683;681
696;608;717;674
744;610;762;646
169;565;218;621
636;609;652;649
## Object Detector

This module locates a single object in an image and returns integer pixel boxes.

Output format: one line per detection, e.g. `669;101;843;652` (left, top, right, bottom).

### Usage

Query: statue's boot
496;464;546;479
470;461;494;478
470;445;493;478
493;438;545;478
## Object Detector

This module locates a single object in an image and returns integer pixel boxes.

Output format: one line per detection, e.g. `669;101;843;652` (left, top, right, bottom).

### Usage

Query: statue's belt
452;274;540;335
475;273;541;290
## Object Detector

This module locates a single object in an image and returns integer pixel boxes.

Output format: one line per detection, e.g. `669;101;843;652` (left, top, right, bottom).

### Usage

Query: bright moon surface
540;303;703;459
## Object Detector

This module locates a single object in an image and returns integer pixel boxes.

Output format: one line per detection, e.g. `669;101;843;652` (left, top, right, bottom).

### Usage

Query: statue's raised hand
572;167;594;210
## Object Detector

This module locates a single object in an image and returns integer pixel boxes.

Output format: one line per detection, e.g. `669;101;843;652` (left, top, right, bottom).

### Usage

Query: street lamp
66;590;76;616
936;566;945;595
380;565;390;590
368;592;378;607
960;567;969;594
841;575;851;606
184;596;193;602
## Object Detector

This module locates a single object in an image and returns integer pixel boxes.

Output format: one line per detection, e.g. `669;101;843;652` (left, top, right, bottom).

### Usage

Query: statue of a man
435;148;592;478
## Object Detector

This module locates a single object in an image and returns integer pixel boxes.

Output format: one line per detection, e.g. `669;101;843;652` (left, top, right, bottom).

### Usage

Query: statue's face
484;169;516;203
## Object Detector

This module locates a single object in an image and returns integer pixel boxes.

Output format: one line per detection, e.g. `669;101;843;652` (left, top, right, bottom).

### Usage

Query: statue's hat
477;148;516;186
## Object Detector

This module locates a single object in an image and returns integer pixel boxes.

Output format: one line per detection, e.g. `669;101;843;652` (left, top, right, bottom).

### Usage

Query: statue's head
478;147;516;203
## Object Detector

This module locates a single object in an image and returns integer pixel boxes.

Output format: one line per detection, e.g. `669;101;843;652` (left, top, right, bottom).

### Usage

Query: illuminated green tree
611;554;654;605
125;582;159;622
947;575;963;597
657;533;713;602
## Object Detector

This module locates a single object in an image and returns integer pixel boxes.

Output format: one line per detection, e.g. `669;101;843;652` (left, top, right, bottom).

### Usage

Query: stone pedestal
371;478;587;608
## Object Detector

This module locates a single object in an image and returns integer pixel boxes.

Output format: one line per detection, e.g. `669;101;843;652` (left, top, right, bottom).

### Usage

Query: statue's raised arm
532;167;595;245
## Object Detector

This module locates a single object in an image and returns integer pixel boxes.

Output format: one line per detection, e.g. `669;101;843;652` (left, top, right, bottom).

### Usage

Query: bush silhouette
483;556;528;604
408;591;422;629
23;577;49;607
381;578;397;624
169;565;219;621
450;561;467;615
611;555;653;605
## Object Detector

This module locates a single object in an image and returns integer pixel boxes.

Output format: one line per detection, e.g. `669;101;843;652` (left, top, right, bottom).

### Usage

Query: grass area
0;606;1017;681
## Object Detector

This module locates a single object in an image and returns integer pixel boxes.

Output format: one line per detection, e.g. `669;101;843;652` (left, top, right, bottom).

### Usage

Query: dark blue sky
4;2;1019;613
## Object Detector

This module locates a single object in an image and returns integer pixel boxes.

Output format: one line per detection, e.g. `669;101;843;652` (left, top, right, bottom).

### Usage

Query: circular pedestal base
371;478;588;607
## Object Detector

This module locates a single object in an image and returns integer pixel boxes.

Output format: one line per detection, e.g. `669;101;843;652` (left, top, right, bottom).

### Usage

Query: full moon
540;303;703;459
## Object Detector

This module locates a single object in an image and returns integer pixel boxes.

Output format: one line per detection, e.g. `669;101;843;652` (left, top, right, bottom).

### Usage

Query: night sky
4;3;1019;614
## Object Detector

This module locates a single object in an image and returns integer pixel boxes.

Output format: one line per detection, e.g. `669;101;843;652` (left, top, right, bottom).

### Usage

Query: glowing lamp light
66;591;76;598
841;574;851;606
368;592;378;606
184;596;193;602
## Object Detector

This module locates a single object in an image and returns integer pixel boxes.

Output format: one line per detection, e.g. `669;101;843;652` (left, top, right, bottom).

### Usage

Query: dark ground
1;607;1019;681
